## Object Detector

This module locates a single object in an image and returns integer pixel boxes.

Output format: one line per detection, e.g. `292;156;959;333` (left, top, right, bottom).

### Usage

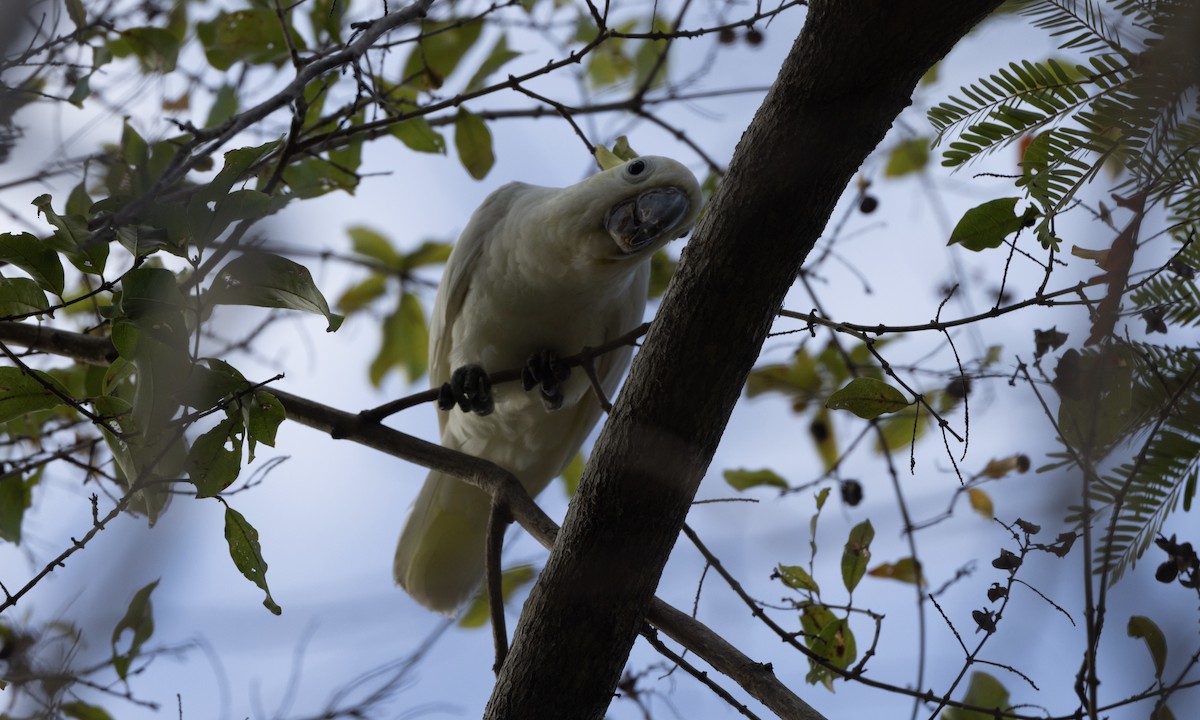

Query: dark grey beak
605;187;691;253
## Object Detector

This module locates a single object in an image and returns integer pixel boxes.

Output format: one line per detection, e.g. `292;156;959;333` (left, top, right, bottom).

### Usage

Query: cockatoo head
559;156;703;261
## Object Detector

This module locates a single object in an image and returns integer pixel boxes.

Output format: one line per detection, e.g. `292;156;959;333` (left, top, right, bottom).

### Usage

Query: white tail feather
394;470;492;615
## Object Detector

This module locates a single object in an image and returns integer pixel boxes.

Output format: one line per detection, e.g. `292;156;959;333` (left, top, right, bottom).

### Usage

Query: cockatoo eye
626;159;647;176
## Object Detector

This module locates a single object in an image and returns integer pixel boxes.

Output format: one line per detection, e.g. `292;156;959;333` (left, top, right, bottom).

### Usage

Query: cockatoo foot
522;349;570;410
438;365;494;415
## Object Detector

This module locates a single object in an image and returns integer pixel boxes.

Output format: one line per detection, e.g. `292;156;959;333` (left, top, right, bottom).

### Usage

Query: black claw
443;365;494;416
437;383;457;411
524;349;570;410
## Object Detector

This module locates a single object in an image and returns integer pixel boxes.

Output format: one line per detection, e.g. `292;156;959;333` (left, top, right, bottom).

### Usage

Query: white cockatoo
394;156;704;613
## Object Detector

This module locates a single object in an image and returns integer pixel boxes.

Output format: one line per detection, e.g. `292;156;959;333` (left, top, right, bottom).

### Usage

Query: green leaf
884;137;931;177
369;292;429;385
118;267;186;331
841;520;874;594
723;468;787;491
111;580;159;680
826;377;909;419
390;117;446;154
61;701;114;720
454;110;495;180
466;33;522;92
188;416;244;498
800;604;849;686
121;121;148;167
246;391;284;457
1152;704;1177;720
815;617;856;670
402;19;484;90
336;275;387;314
776;564;820;594
211;189;285;238
178;358;248;410
211;253;344;331
874;406;926;454
206;84;239;128
633;17;670;89
282;157;359;198
329;134;362;175
944;671;1011;720
587;41;633;88
207;141;282;200
197;9;305;71
560;451;585;496
32;194;107;275
0;470;39;544
112;269;192;463
401;240;453;271
68;74;91;107
94;394;183;526
947;197;1024;252
347;226;401;266
108;27;180;72
309;0;347;43
746;349;822;408
1127;615;1167;679
0;367;67;422
0;276;50;316
64;0;87;29
224;505;282;615
459;565;536;628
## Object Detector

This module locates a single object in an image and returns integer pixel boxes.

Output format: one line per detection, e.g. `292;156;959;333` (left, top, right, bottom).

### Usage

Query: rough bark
485;1;1006;718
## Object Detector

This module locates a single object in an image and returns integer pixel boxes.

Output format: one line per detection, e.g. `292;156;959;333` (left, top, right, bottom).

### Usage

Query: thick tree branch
485;2;1007;719
0;319;818;719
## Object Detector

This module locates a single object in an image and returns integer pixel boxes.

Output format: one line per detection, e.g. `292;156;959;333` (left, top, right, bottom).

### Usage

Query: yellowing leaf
811;408;839;471
336;275;387;314
968;487;994;519
459;565;536;628
369;292;429;386
560;451;585;496
1128;615;1167;679
884;137;930;177
944;672;1010;720
723;468;787;491
648;250;676;298
867;557;925;586
347;226;401;266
